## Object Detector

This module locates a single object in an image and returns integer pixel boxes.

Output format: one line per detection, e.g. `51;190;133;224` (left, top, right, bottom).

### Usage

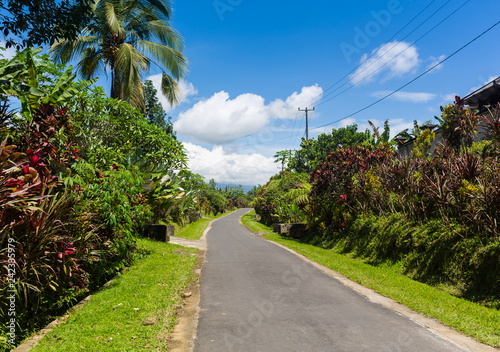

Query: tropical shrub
293;100;500;300
307;144;394;234
0;47;188;348
253;172;310;225
288;124;371;173
435;96;480;153
142;165;194;225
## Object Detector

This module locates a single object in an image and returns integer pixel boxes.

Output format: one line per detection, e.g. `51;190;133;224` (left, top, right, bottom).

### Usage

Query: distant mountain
216;183;256;193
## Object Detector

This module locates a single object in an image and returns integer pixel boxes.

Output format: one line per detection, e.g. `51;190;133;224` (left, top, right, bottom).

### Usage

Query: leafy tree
50;0;188;108
180;171;206;194
70;86;187;170
208;178;217;191
288;124;371;173
0;0;95;49
144;80;175;138
222;184;248;207
274;150;292;171
206;190;228;215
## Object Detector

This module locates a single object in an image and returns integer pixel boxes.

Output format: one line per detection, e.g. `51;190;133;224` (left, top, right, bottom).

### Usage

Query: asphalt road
194;209;465;352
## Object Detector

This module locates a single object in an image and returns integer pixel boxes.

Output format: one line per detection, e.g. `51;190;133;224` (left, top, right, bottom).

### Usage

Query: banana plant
0;47;97;122
141;162;194;223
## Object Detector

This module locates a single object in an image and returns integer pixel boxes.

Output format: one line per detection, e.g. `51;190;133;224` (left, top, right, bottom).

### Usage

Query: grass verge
174;210;236;240
241;210;500;348
240;210;274;234
30;238;198;352
174;218;212;240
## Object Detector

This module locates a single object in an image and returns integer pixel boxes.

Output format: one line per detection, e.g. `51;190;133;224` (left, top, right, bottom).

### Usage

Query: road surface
194;209;465;352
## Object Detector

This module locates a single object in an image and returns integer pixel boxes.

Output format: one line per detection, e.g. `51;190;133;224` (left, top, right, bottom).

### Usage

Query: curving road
194;209;466;352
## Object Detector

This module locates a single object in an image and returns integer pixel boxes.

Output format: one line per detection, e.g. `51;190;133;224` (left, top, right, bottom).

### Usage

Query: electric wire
216;4;496;151
304;0;442;108
309;0;467;108
285;110;300;151
315;0;471;108
223;17;500;148
309;18;500;131
219;1;442;147
216;0;457;147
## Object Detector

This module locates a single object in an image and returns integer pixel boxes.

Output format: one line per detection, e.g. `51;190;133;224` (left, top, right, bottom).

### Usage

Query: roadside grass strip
240;211;274;234
241;210;500;348
174;218;213;240
31;238;198;351
175;210;237;240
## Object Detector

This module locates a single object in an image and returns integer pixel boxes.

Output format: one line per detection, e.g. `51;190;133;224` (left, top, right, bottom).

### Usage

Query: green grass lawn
241;210;500;348
174;210;236;240
30;238;198;352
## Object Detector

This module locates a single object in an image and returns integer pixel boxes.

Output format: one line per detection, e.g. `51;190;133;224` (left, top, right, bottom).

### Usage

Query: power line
216;9;498;151
304;0;442;108
293;114;305;146
310;18;500;131
285;110;300;151
315;0;471;108
212;1;462;148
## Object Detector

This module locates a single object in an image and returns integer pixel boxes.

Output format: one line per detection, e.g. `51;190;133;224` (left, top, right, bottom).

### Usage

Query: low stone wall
288;223;307;239
188;212;203;223
273;223;307;239
273;223;292;234
144;224;174;242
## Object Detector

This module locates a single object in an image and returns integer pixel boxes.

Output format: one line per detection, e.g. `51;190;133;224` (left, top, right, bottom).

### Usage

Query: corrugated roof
463;77;500;109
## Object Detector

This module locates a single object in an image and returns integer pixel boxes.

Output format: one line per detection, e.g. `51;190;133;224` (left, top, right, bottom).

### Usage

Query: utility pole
298;107;314;142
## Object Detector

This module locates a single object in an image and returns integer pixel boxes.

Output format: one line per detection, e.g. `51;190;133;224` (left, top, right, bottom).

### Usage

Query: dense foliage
255;103;500;305
0;48;195;349
307;144;394;233
0;0;95;49
143;80;176;137
253;172;310;225
181;173;249;217
287;124;375;173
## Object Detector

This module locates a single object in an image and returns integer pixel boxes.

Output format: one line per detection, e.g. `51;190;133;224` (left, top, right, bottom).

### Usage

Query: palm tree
50;0;187;108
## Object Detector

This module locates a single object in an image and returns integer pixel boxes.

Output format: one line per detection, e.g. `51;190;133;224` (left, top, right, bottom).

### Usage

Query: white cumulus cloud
174;85;323;144
183;142;278;186
268;85;323;118
349;41;419;85
371;91;436;103
147;74;198;113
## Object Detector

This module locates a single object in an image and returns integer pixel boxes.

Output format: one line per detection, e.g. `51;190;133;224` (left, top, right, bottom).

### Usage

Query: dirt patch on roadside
168;249;205;352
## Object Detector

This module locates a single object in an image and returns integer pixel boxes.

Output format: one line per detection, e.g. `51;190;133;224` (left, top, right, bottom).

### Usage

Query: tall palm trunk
111;70;122;101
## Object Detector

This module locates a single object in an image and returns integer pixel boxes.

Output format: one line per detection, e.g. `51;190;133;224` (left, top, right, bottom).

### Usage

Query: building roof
463;76;500;109
396;77;500;150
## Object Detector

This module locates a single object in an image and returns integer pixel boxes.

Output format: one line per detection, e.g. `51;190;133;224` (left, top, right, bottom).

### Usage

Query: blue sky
151;0;500;186
4;0;499;187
